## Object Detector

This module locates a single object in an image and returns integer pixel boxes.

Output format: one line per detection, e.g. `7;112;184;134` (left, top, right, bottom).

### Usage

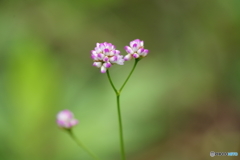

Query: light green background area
0;0;240;160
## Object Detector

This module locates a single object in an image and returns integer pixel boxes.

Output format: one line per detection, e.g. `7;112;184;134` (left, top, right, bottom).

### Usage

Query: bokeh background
0;0;240;160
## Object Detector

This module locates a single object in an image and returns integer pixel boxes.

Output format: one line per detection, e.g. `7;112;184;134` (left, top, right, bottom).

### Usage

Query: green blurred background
0;0;240;160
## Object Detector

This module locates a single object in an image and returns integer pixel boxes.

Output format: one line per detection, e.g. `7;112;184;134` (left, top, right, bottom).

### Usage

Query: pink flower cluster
91;42;124;73
124;39;149;61
91;39;149;73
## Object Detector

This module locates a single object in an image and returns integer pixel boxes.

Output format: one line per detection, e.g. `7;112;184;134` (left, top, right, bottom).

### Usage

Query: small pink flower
91;42;125;73
124;39;149;61
56;110;78;129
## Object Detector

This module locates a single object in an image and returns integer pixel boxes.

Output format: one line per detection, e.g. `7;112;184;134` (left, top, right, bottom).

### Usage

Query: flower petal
124;46;134;54
116;56;124;65
70;119;79;126
104;48;110;56
124;54;132;61
103;62;112;68
137;48;145;54
57;110;73;120
113;50;120;55
109;55;118;62
142;49;149;57
101;66;107;73
103;56;109;62
140;41;144;47
97;53;104;59
93;62;102;68
133;53;139;58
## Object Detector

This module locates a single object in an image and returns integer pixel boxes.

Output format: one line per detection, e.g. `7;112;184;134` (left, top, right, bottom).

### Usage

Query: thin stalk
116;94;126;160
106;59;140;160
106;70;126;160
119;59;139;93
106;70;118;95
67;129;99;160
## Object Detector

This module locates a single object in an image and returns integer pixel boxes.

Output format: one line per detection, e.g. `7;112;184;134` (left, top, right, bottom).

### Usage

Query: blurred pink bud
56;110;78;129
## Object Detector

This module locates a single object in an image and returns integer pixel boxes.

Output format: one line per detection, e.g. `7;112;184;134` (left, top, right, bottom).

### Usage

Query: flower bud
56;110;78;129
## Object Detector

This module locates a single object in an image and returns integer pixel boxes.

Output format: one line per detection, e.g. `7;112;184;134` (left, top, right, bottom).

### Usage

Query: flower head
91;42;124;73
124;39;149;61
56;110;78;129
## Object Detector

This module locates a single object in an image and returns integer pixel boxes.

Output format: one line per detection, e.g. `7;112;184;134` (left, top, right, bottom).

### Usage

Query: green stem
106;70;118;95
119;59;139;93
67;129;99;160
106;59;140;160
106;70;125;160
117;94;126;160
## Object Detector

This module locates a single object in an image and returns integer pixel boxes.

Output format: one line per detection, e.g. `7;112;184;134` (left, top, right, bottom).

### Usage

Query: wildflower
91;42;124;73
124;39;149;61
56;110;78;129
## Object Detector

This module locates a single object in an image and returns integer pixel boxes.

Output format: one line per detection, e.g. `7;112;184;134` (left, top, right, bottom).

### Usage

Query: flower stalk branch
119;59;139;93
106;60;139;160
